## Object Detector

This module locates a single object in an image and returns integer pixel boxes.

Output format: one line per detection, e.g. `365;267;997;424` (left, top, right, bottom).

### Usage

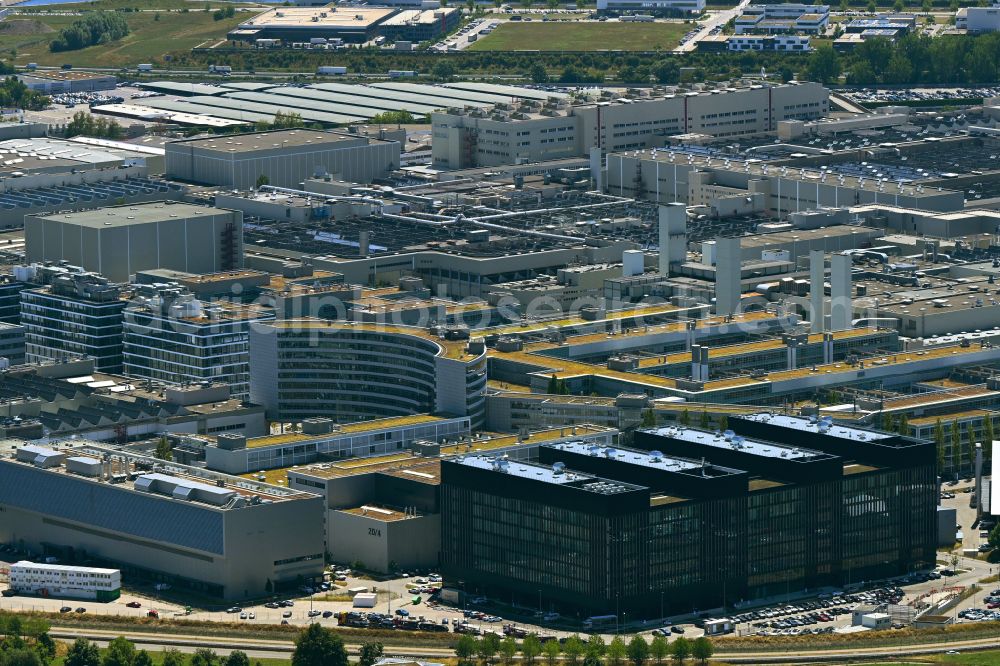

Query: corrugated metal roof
139;81;231;96
311;82;489;109
179;95;361;124
261;86;439;115
441;81;568;100
219;90;372;121
141;98;275;123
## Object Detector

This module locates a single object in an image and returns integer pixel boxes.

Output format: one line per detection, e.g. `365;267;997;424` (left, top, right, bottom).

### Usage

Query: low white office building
9;561;122;601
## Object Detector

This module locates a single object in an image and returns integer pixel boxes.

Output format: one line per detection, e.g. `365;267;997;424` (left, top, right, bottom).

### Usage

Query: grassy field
864;648;1000;665
0;7;247;68
467;22;688;51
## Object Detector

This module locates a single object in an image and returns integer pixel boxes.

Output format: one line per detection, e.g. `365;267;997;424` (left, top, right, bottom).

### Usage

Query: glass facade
747;481;839;598
22;289;126;373
441;443;937;616
841;465;937;582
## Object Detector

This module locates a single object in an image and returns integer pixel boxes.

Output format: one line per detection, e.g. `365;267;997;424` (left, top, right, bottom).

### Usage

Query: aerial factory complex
1;14;1000;655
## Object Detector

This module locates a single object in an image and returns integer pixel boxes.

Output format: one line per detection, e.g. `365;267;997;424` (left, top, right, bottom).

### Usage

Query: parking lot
431;19;501;52
843;86;1000;106
21;85;164;128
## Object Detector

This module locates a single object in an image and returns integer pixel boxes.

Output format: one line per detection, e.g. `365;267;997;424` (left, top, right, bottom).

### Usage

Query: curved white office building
249;320;487;428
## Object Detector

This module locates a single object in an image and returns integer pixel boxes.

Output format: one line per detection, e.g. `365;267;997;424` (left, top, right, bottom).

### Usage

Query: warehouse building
441;417;936;615
229;6;398;44
165;129;400;189
0;441;325;600
249;320;488;427
25;202;243;284
132;81;563;128
378;8;461;41
17;71;116;94
432;83;829;169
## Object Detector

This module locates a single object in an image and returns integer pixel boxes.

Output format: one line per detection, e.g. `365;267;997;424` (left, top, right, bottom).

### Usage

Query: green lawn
467;21;687;51
1;9;246;68
863;649;1000;666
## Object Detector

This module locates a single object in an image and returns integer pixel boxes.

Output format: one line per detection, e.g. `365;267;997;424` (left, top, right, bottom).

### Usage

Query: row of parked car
844;87;1000;105
752;606;852;630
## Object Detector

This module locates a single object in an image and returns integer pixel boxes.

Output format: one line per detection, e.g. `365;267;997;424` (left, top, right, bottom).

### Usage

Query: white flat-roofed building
727;35;811;51
735;4;829;34
596;0;704;15
9;561;121;601
432;82;829;169
229;6;398;43
956;5;1000;31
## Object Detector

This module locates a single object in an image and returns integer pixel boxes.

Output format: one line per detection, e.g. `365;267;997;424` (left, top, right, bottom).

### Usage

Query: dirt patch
0;20;55;35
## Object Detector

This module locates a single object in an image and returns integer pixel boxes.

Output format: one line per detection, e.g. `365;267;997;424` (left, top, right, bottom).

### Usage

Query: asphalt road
44;625;1000;664
674;0;752;53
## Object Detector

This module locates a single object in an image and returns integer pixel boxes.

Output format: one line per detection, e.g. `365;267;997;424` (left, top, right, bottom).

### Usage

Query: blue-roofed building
0;440;325;600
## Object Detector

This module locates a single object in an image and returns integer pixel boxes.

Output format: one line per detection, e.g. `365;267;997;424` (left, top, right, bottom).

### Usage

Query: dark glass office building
440;416;937;617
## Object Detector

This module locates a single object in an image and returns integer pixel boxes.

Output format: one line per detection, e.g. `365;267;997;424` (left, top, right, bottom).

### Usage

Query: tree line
0;619;369;666
0;77;49;112
0;613;55;666
50;11;130;53
65;111;125;139
162;26;1000;87
253;110;305;132
809;32;1000;86
60;625;378;666
454;632;714;666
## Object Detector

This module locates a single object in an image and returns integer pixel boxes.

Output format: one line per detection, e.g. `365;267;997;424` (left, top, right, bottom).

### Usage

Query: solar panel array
0;178;181;211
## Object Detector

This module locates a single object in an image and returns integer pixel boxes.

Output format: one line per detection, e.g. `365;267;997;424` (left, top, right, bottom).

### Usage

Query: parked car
59;606;71;613
126;601;141;608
